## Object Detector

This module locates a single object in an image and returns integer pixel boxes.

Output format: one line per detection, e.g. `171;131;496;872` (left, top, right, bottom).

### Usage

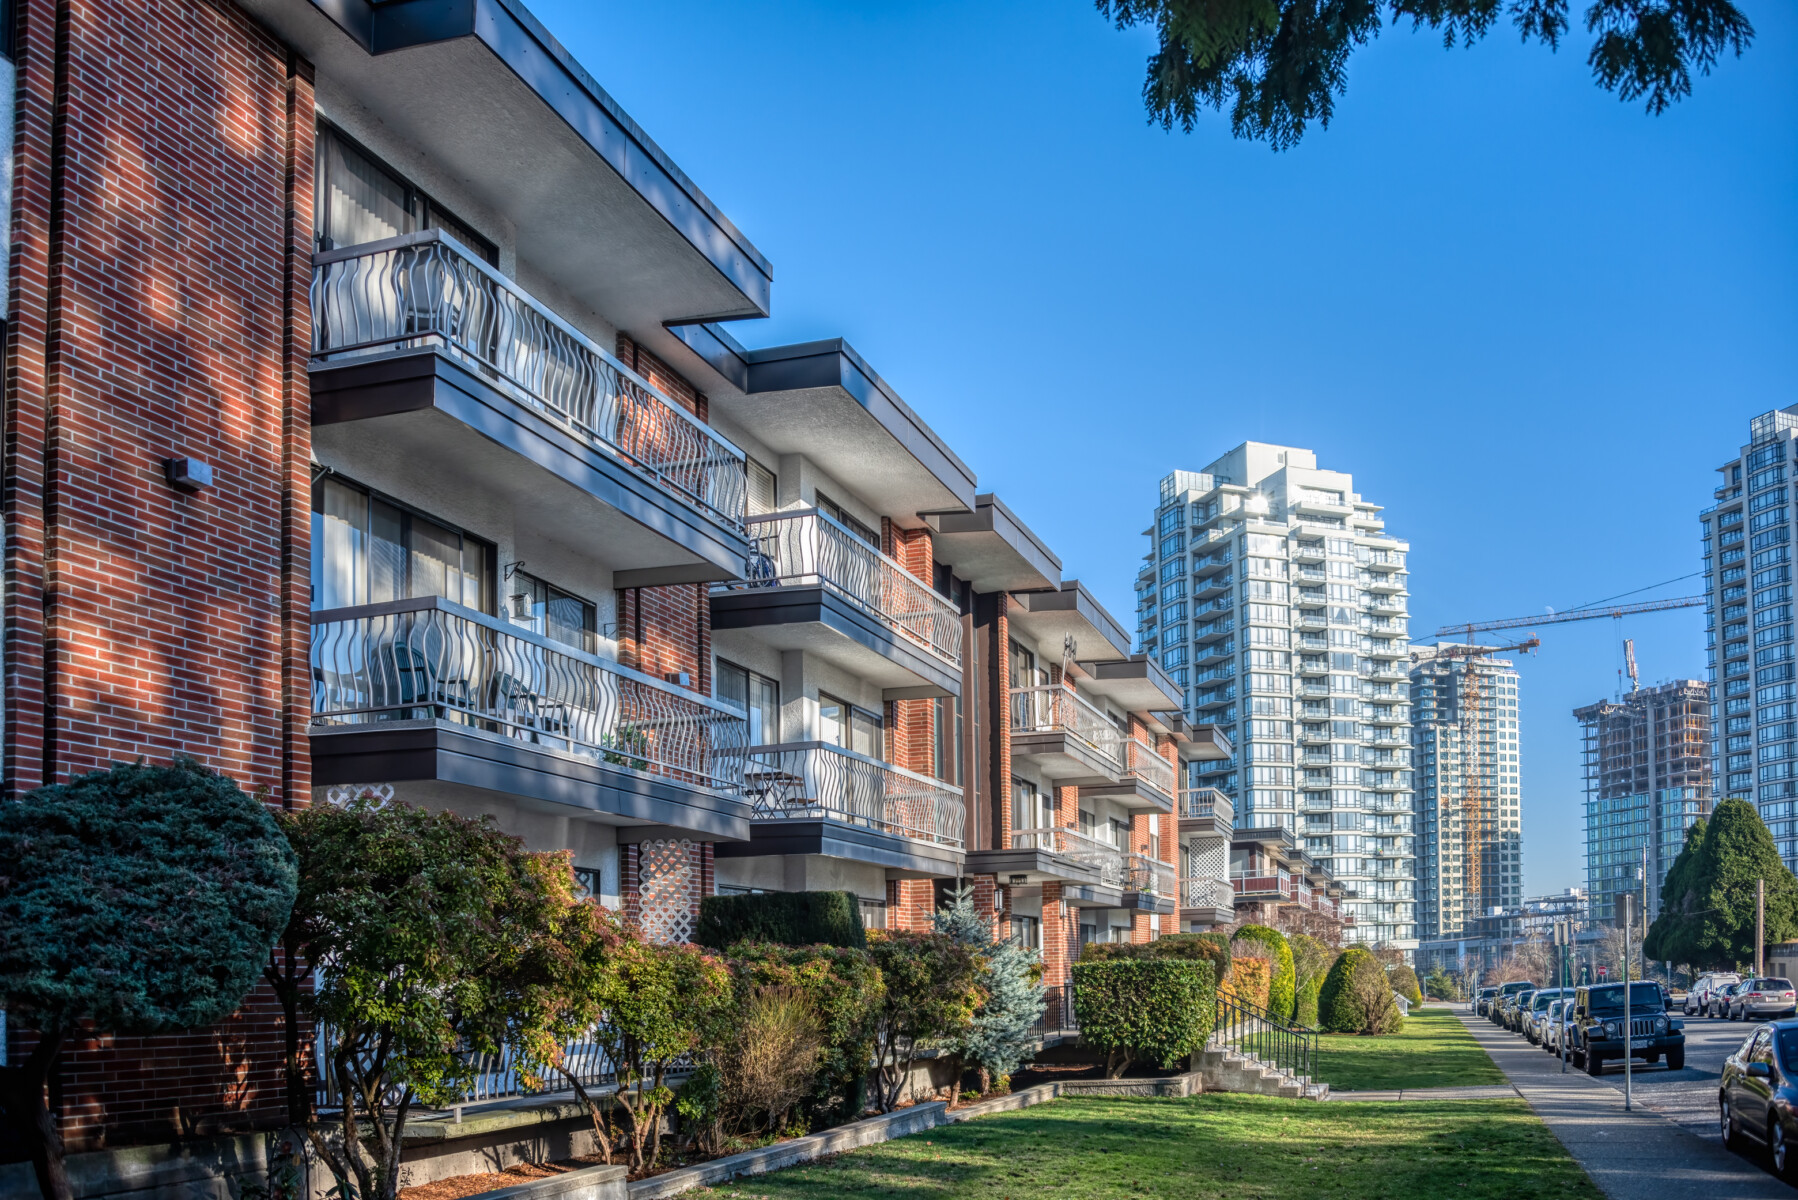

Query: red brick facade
4;0;316;1147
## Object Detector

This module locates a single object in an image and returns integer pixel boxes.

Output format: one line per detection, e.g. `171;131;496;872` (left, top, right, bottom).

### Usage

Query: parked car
1544;998;1576;1055
1476;986;1499;1016
1570;980;1685;1075
1690;972;1743;1017
1729;978;1798;1022
1492;981;1534;1025
1508;990;1540;1033
1712;981;1749;1019
1719;1019;1798;1177
1525;988;1568;1044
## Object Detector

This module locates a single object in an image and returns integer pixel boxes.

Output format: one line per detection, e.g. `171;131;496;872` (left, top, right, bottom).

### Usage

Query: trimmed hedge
1081;931;1230;975
1071;958;1216;1076
1232;925;1295;1023
696;891;866;950
1389;962;1424;1007
1294;975;1323;1028
1319;946;1402;1034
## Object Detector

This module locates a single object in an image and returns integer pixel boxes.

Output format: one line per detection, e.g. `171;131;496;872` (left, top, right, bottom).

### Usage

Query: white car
1688;971;1741;1016
1543;999;1574;1054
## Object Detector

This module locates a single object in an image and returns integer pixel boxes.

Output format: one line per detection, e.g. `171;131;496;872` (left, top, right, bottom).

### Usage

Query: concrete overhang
687;334;978;526
1007;581;1131;661
924;494;1060;594
243;0;771;330
712;819;963;879
964;847;1101;888
1232;827;1299;855
1072;655;1182;714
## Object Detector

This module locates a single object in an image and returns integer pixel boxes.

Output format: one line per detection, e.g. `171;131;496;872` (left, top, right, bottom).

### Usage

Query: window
1012;779;1054;835
820;692;881;758
1010;641;1047;689
814;490;878;547
312;475;494;613
932;694;962;785
859;897;888;930
506;569;597;654
747;458;778;516
717;660;780;745
314;125;496;262
1013;914;1041;951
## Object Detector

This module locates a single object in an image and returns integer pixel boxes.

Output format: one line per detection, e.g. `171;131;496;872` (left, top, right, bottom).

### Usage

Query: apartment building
1136;445;1417;948
1574;681;1712;924
1409;646;1524;944
0;0;1214;1159
1705;405;1798;870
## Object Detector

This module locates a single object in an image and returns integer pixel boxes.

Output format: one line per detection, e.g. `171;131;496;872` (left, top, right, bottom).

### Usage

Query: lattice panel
638;839;698;944
323;783;394;808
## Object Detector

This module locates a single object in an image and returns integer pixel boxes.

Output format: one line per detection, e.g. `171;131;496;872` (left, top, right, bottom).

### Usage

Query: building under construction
1411;645;1524;943
1574;679;1712;925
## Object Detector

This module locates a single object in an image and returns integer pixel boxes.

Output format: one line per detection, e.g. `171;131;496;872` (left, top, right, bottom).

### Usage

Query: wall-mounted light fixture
163;457;213;492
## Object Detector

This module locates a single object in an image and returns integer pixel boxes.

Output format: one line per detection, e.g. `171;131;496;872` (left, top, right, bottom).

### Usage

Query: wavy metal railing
1010;825;1126;888
1125;852;1176;897
1009;685;1124;772
1211;991;1315;1085
311;597;748;791
718;740;964;848
1183;874;1234;911
1123;737;1175;799
720;509;962;668
312;230;747;531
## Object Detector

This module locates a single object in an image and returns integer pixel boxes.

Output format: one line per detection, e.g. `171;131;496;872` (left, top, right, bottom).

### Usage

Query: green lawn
691;1093;1598;1200
1311;1004;1505;1091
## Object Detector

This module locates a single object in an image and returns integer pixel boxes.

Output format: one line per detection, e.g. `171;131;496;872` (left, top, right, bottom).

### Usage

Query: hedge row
1071;958;1217;1077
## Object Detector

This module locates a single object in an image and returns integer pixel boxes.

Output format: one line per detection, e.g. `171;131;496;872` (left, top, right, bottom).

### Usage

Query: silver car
1543;998;1575;1054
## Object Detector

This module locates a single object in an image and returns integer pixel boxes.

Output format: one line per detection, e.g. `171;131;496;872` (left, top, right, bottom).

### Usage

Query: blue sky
532;0;1798;897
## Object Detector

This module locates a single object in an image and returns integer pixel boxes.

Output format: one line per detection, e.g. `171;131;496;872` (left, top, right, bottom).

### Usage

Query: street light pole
1624;890;1633;1112
1758;878;1766;980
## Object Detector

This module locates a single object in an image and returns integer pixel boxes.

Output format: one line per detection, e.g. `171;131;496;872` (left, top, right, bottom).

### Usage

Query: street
1615;1013;1764;1146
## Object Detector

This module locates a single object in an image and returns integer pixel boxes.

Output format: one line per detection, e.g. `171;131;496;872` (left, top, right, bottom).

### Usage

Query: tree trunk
1105;1047;1130;1080
0;1025;70;1200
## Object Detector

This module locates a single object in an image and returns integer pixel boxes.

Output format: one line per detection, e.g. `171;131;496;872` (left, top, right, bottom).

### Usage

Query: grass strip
693;1093;1599;1200
1311;1004;1506;1091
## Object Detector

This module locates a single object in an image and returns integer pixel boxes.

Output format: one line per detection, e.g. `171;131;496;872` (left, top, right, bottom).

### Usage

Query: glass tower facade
1136;443;1417;947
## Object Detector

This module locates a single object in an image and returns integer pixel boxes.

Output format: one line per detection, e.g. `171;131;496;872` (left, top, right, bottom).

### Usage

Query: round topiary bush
1318;946;1403;1035
1232;924;1295;1022
1389;962;1424;1007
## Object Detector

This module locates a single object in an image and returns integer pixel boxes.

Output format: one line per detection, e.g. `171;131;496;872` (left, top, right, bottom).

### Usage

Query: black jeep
1570;980;1685;1075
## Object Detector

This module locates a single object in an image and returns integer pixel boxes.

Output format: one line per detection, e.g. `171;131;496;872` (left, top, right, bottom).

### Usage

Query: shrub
1232;925;1295;1022
1319;947;1403;1035
0;759;298;1200
724;942;884;1122
1289;932;1333;1029
696;890;866;949
1389;962;1424;1007
1071;959;1216;1077
708;986;822;1145
866;930;986;1111
1295;976;1323;1027
1082;932;1231;975
1223;955;1272;1011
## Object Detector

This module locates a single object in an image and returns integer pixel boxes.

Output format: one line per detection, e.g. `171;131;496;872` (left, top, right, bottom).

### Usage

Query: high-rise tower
1137;444;1417;947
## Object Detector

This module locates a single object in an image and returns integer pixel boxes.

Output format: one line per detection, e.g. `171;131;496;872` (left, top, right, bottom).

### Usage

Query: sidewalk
1456;1009;1797;1200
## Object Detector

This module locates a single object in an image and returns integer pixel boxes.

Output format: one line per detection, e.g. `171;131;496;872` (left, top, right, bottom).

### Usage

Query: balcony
1124;854;1177;913
712;509;964;698
1012;826;1127;907
712;741;964;876
1010;685;1126;785
310;596;751;838
1082;736;1177;814
1192;573;1233;601
1180;874;1235;925
310;232;749;584
1192;551;1234;580
1179;787;1234;839
1232;871;1294;901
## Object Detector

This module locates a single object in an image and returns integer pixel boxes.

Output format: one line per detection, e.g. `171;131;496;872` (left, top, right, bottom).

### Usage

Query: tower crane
1432;594;1705;640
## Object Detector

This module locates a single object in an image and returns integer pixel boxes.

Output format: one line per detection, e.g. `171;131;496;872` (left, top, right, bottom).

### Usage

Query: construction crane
1624;638;1640;694
1432;594;1705;639
1409;635;1541;664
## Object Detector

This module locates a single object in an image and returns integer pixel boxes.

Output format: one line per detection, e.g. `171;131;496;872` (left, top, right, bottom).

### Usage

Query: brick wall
1040;882;1071;1028
623;839;713;945
3;0;315;1148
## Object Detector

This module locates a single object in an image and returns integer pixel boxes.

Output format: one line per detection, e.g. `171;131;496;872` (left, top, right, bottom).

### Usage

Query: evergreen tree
1679;799;1798;969
934;886;1046;1089
1645;817;1706;965
1232;924;1296;1022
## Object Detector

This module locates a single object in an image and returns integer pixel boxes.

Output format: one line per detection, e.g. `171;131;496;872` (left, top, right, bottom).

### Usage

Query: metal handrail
1211;990;1316;1086
1183;875;1234;909
717;508;963;667
1010;825;1126;887
1009;684;1125;771
310;596;748;791
311;230;748;530
716;740;964;847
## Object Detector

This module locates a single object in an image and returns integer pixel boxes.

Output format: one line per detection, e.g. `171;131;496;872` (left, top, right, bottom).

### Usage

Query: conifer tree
934;885;1046;1090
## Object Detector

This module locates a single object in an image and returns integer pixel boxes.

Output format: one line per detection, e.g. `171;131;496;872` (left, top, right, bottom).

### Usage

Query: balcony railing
1124;737;1176;798
1180;786;1234;826
718;509;962;668
312;231;747;531
1233;870;1294;899
1011;825;1126;888
1126;853;1176;897
720;741;964;848
1010;685;1124;773
311;597;747;791
1183;875;1234;910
